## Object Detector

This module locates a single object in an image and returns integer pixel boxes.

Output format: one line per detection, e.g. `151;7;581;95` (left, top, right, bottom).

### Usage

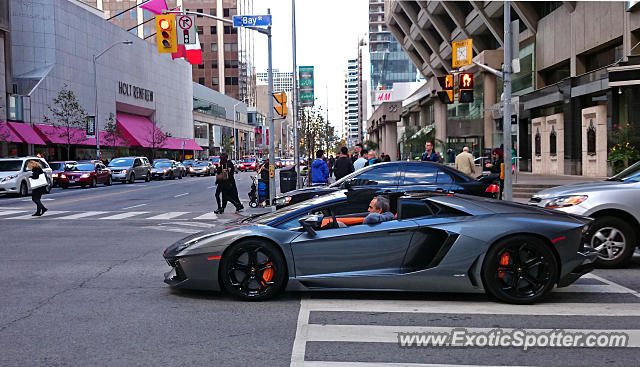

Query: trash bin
279;165;297;193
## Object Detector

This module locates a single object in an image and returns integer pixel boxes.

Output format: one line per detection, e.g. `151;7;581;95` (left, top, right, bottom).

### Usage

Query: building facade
256;69;294;93
343;59;360;143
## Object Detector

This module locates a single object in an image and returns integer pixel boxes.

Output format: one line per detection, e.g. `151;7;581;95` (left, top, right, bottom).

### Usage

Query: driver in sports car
363;196;395;224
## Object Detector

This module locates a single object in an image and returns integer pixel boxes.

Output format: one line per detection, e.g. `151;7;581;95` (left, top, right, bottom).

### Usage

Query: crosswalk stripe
10;211;69;219
302;324;640;347
0;210;27;216
192;212;218;220
587;273;640;298
101;212;149;220
301;363;528;367
145;212;190;220
553;284;631;293
56;211;109;219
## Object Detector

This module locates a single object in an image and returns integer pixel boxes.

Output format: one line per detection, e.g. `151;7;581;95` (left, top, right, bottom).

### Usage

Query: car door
398;163;441;193
97;164;109;183
133;158;143;178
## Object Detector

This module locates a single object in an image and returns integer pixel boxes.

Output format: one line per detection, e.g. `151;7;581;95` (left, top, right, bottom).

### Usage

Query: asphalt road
0;172;639;367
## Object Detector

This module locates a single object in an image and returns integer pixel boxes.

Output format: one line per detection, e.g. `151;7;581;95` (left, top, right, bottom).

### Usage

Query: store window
194;124;208;139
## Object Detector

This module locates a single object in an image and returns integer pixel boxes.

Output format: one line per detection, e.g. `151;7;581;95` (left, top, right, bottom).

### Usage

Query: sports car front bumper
557;247;599;287
164;255;221;291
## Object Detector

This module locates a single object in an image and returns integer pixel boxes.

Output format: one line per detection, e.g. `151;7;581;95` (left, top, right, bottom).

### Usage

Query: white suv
0;157;53;196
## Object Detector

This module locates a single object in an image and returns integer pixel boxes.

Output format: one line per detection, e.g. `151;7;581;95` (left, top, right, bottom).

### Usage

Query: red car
50;161;77;187
58;162;112;188
237;158;258;172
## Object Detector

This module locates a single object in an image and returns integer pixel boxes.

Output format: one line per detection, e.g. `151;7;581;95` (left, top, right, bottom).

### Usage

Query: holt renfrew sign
118;82;154;102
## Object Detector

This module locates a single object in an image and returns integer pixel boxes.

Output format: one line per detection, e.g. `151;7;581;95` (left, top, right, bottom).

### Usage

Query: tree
364;139;378;152
43;84;88;160
141;121;171;160
222;136;233;157
102;113;126;158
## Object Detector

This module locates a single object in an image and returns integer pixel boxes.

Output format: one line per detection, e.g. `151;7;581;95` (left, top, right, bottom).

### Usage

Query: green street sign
299;92;314;100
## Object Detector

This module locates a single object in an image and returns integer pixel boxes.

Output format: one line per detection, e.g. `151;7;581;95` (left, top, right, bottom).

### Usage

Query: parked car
163;188;597;304
58;162;112;188
529;160;640;268
49;161;77;187
151;160;182;180
237;157;258;172
182;160;196;174
208;156;220;168
190;161;214;176
107;156;151;183
175;161;187;177
0;157;53;196
274;161;500;208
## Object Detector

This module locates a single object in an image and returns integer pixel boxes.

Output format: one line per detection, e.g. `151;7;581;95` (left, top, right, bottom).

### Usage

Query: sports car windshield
608;160;640;183
252;193;342;225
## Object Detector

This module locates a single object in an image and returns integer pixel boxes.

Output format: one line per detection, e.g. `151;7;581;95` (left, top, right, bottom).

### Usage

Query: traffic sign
232;15;272;27
177;15;196;45
452;39;473;68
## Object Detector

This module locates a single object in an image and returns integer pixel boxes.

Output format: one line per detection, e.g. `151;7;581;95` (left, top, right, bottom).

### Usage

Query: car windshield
0;160;22;171
252;193;343;225
154;162;171;168
50;162;67;170
329;165;371;188
68;164;95;171
183;160;194;165
195;162;209;167
210;158;220;163
243;159;256;163
609;160;640;183
109;158;134;167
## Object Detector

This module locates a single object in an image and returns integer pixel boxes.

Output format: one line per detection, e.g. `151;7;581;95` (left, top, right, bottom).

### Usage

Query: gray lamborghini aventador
163;189;598;304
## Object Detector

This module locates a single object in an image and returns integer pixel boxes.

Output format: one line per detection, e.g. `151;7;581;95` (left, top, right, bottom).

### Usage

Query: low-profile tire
105;176;112;186
19;181;28;197
61;184;68;189
219;239;287;301
128;173;135;184
588;216;637;268
90;177;97;188
481;235;557;304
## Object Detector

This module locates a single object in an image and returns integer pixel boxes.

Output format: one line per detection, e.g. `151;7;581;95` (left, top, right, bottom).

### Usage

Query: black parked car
273;161;500;208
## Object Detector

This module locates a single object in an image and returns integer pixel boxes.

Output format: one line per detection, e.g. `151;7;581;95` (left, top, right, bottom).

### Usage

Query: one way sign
232;15;272;27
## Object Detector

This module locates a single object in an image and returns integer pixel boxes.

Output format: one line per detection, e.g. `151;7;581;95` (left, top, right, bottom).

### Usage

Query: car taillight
485;184;500;193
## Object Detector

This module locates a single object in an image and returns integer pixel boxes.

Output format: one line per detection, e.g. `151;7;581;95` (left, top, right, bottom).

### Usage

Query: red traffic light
159;19;171;30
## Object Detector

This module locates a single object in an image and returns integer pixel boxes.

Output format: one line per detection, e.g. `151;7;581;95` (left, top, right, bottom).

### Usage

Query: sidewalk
512;172;606;186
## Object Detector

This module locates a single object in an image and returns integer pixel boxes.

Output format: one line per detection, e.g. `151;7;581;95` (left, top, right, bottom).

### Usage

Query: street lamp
232;101;242;160
93;40;133;161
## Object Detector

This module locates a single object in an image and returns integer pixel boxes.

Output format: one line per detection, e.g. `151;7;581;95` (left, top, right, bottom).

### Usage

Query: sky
252;0;369;136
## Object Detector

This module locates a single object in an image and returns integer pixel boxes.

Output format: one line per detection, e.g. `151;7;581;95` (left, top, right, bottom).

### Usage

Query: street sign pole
267;8;276;206
503;1;513;201
291;0;300;189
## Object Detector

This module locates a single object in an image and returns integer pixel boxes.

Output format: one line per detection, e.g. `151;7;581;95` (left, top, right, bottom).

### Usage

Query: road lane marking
146;212;189;220
10;211;69;219
56;211;109;220
101;212;148;220
174;193;189;198
0;210;27;216
207;185;216;189
123;203;147;210
302;363;528;367
587;273;640;299
553;284;633;293
193;212;218;220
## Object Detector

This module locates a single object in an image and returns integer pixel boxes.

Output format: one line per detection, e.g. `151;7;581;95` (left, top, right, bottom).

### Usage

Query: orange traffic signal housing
273;92;288;117
436;75;454;104
155;14;177;53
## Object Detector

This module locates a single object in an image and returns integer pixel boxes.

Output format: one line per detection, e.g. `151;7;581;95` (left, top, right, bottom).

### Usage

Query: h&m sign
118;82;154;102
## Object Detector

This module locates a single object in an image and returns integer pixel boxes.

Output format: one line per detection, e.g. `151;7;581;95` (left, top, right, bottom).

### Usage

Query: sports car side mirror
299;215;322;236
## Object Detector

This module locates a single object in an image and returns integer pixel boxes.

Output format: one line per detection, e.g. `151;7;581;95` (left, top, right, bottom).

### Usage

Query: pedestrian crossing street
0;209;233;222
290;273;640;367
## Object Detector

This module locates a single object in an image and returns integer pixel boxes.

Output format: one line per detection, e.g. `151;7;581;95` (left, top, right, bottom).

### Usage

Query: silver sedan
529;161;640;267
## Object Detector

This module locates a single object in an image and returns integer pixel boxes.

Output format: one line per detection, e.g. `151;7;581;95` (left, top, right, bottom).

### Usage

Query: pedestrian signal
155;15;177;53
458;73;474;103
273;92;288;118
436;75;454;104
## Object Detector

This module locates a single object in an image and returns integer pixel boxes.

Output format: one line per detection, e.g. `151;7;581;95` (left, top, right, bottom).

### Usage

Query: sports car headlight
274;196;292;206
1;174;18;182
545;195;588;208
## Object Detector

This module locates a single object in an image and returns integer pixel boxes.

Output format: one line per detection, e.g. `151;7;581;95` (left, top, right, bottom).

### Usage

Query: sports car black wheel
220;240;286;301
482;235;557;304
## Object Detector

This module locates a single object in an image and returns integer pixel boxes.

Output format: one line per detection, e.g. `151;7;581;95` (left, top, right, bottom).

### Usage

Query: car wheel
90;177;97;188
44;179;52;194
19;181;28;197
178;172;182;179
588;216;636;268
170;172;175;180
219;239;287;301
145;172;151;182
128;173;135;184
61;184;68;189
481;235;557;304
106;176;112;186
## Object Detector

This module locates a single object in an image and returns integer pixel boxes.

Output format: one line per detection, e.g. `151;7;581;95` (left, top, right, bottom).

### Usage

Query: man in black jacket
333;146;354;180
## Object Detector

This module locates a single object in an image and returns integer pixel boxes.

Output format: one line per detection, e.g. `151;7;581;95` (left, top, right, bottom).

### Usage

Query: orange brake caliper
498;252;511;278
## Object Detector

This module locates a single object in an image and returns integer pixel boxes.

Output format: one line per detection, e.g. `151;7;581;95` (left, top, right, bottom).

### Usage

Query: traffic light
458;72;474;103
155;14;177;53
436;75;454;104
273;92;288;118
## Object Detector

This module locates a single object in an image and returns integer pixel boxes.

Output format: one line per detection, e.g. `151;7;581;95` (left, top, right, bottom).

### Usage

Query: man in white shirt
353;149;368;171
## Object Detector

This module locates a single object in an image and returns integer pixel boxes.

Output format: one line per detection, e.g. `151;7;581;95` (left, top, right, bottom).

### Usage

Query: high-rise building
343;59;359;143
256;69;294;93
82;0;255;105
357;37;371;138
368;0;417;92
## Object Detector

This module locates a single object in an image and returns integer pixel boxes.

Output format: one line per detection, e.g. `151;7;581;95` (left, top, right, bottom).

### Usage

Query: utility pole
502;1;513;201
267;8;276;204
291;0;301;189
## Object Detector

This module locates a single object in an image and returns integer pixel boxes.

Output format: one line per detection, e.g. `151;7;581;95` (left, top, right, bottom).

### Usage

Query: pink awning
7;122;46;145
0;122;24;143
33;124;96;145
98;131;128;147
164;137;203;151
116;113;202;150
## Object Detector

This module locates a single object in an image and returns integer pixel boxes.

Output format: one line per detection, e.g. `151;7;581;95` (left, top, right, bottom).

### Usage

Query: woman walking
214;153;244;214
28;160;48;216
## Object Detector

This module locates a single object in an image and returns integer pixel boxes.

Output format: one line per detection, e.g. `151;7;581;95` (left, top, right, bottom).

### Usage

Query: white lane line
10;211;69;219
207;185;216;189
174;192;189;198
302;363;529;367
192;212;218;220
101;212;148;220
300;299;640;316
19;198;53;201
146;212;189;220
303;324;640;347
0;210;27;216
143;226;201;234
56;211;109;220
553;284;632;293
290;297;311;367
587;273;640;299
123;203;147;210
